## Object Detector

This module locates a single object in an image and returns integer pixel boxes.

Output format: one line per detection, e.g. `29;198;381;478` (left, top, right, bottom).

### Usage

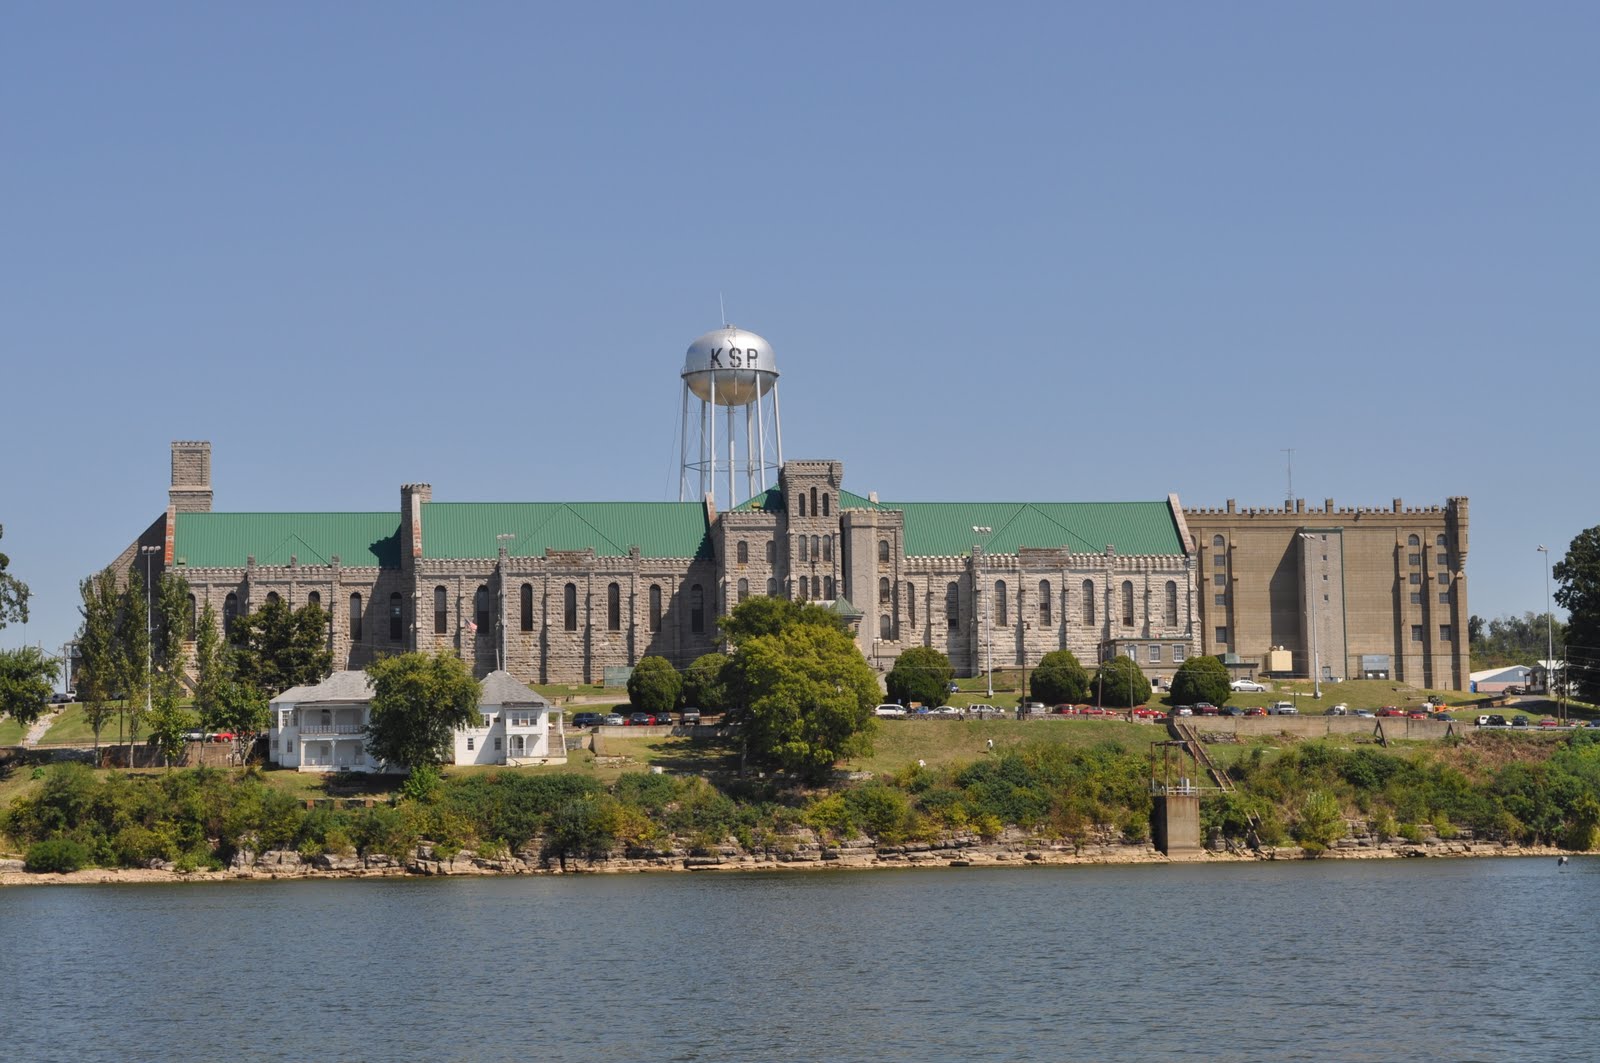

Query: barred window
434;586;448;634
1121;581;1134;626
520;584;533;631
737;540;748;564
607;583;621;631
1082;580;1095;625
649;585;662;632
738;578;749;604
995;581;1008;626
1164;581;1178;625
1039;581;1052;627
347;593;361;641
690;584;705;633
946;582;960;630
564;584;578;631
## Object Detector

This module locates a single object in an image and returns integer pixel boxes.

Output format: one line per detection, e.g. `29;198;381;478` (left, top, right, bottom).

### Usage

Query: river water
2;858;1595;1062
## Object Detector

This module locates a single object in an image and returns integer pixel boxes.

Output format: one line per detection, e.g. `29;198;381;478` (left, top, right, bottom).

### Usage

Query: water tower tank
681;327;779;407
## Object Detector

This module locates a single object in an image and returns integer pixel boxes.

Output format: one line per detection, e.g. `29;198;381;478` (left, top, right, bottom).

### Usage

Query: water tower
679;325;783;509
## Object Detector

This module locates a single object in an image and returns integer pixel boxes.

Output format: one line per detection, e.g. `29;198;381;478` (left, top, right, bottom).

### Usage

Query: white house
270;670;566;773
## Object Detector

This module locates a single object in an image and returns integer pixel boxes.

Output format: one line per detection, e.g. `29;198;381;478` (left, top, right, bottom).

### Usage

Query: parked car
572;712;604;729
1173;706;1194;717
48;691;76;704
1504;684;1526;695
1245;706;1268;717
1269;702;1297;716
601;713;626;727
1230;679;1266;693
1407;710;1430;720
1327;703;1350;716
930;705;963;718
966;704;1002;718
1478;714;1508;727
873;704;908;718
210;731;236;742
946;681;960;693
1218;705;1244;717
628;712;658;726
1376;706;1406;718
1194;702;1219;716
679;708;702;725
1512;715;1530;727
1537;718;1561;728
182;728;205;742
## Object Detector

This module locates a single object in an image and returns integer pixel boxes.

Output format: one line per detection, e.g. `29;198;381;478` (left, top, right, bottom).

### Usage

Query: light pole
140;545;160;721
1537;545;1555;715
1298;534;1321;700
973;527;993;698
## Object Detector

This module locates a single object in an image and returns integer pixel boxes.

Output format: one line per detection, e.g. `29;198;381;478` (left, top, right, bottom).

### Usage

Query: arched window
798;536;808;561
1435;534;1447;547
822;493;830;517
766;577;776;597
880;614;891;639
475;586;491;633
648;585;662;632
520;584;533;631
224;592;239;636
878;539;890;563
266;591;281;606
1408;534;1420;546
1081;580;1095;625
389;592;404;641
1164;581;1178;625
823;535;833;561
906;583;916;627
1120;581;1134;626
737;540;748;564
797;493;806;518
879;576;890;604
1212;534;1225;547
766;541;775;563
811;487;819;516
995;581;1007;626
738;578;749;603
690;584;705;632
811;535;820;559
348;593;361;640
1039;580;1052;627
434;586;448;634
607;583;621;631
564;583;578;631
186;593;197;637
799;576;809;599
306;590;320;609
946;582;960;629
824;575;835;599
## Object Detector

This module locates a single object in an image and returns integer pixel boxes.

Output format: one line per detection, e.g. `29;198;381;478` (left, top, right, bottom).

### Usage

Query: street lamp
973;527;993;698
1537;545;1555;716
139;545;160;721
1298;533;1321;700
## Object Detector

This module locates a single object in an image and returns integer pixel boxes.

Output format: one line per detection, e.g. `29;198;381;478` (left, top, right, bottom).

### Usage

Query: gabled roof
270;670;375;705
421;502;713;560
885;501;1185;557
174;513;401;569
732;488;885;513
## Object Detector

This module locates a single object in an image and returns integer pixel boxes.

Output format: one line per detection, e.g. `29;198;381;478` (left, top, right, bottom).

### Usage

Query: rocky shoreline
0;831;1575;887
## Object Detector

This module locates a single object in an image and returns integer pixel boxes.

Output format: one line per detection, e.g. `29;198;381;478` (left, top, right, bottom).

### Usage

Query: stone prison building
108;442;1470;692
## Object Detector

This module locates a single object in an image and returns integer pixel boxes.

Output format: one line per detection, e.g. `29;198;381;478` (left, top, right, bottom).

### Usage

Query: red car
1376;706;1406;718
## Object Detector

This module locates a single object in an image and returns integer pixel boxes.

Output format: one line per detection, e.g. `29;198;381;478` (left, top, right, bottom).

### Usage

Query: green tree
680;652;732;711
0;646;60;728
364;652;482;773
1092;655;1152;708
732;623;879;780
76;570;121;754
1554;528;1600;702
146;699;189;769
886;646;953;708
1029;649;1089;706
193;600;227;728
1469;610;1567;668
118;568;152;763
718;597;849;645
1170;654;1232;706
1293;790;1347;854
0;524;30;629
627;656;682;715
230;596;333;698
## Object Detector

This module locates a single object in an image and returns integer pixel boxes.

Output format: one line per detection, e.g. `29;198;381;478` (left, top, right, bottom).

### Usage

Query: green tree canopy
0;646;60;728
229;597;333;698
1092;655;1152;708
0;524;30;630
75;569;121;751
718;597;849;646
1170;655;1232;707
680;652;732;711
364;652;482;773
1555;527;1600;702
1469;611;1568;669
1030;649;1089;705
886;646;953;708
732;623;879;780
627;656;682;714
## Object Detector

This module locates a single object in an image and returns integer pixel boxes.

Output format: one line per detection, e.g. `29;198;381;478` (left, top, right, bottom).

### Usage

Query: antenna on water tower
678;324;783;511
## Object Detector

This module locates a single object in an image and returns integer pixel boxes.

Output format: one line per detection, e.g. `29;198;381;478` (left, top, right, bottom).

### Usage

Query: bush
680;653;732;712
886;647;953;709
25;838;91;873
1030;650;1089;706
1169;655;1231;707
627;656;682;716
1092;656;1152;708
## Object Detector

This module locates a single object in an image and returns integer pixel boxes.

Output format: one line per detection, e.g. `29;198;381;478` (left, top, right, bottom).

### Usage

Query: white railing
299;724;366;735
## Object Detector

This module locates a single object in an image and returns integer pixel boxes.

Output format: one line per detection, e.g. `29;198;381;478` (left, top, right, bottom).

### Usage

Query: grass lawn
37;703;200;747
0;717;27;745
845;716;1158;775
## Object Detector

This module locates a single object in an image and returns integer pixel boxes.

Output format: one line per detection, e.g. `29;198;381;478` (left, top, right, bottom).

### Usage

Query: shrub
1030;650;1089;706
1169;655;1231;707
680;653;732;711
1091;656;1151;708
25;838;91;873
627;656;682;716
886;647;954;709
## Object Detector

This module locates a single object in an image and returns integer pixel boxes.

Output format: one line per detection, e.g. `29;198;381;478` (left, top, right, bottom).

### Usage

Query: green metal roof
173;513;401;569
421;502;713;560
885;501;1184;557
732;487;884;513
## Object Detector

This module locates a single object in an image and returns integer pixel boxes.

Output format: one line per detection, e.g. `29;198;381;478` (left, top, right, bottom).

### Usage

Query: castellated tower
169;440;213;513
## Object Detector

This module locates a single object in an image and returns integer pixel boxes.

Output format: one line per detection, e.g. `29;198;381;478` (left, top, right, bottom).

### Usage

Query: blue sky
4;2;1595;659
